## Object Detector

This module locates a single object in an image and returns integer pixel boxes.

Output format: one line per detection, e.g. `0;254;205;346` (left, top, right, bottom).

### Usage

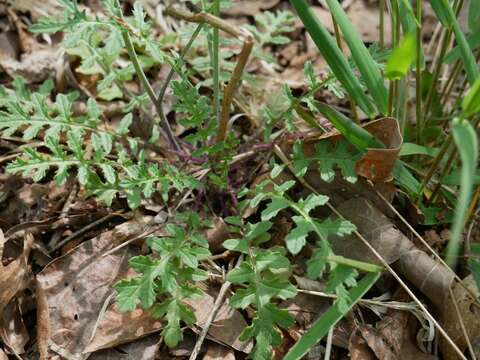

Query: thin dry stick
375;190;480;308
324;326;334;360
52;213;122;251
297;289;419;311
188;255;243;360
273;144;467;360
449;286;477;360
49;184;78;249
101;225;162;258
165;6;254;144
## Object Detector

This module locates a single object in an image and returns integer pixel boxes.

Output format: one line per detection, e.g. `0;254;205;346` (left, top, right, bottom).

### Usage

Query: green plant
4;0;480;358
115;212;212;347
223;220;297;359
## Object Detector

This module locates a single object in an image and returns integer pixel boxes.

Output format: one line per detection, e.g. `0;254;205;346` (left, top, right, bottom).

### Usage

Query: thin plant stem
165;6;254;143
449;286;477;360
376;190;480;308
422;0;463;125
415;0;422;144
423;30;453;119
415;135;453;204
387;79;394;116
440;59;462;104
324;327;334;360
212;0;220;122
156;23;205;112
120;27;180;150
466;186;480;224
379;0;385;50
188;255;243;360
387;0;400;118
331;14;359;123
427;147;457;205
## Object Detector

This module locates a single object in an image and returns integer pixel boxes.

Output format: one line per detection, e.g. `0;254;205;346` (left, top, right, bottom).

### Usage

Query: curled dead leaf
355;117;402;182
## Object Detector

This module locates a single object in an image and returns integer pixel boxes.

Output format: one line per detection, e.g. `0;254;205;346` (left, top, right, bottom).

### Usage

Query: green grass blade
290;0;376;117
325;0;389;115
283;272;380;360
385;32;417;80
430;0;479;84
462;78;480;117
446;118;479;267
399;143;439;157
444;30;480;64
314;102;384;149
469;244;480;291
469;0;480;31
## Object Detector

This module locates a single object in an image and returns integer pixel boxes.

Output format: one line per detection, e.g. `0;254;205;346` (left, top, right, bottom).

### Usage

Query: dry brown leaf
0;231;33;316
203;342;235;360
0;348;8;360
89;334;160;360
312;3;392;45
355;117;402;182
204;216;230;253
0;298;29;355
349;331;376;360
83;305;163;354
184;284;253;354
355;289;437;360
35;217;156;359
0;32;20;61
222;0;280;16
0;48;61;83
4;0;63;21
356;324;397;360
441;275;480;360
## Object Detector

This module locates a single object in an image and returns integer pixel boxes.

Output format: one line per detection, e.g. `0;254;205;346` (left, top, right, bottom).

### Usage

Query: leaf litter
0;0;479;359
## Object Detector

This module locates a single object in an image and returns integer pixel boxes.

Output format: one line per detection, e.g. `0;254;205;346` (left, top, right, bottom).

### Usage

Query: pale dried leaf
184;284;253;353
89;334;160;360
0;49;61;83
36;217;157;359
0;298;29;354
203;342;235;360
441;275;480;360
0;231;33;316
222;0;280;16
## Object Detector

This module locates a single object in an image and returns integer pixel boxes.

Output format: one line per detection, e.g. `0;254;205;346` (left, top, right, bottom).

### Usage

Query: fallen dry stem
376;190;480;308
165;6;254;144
